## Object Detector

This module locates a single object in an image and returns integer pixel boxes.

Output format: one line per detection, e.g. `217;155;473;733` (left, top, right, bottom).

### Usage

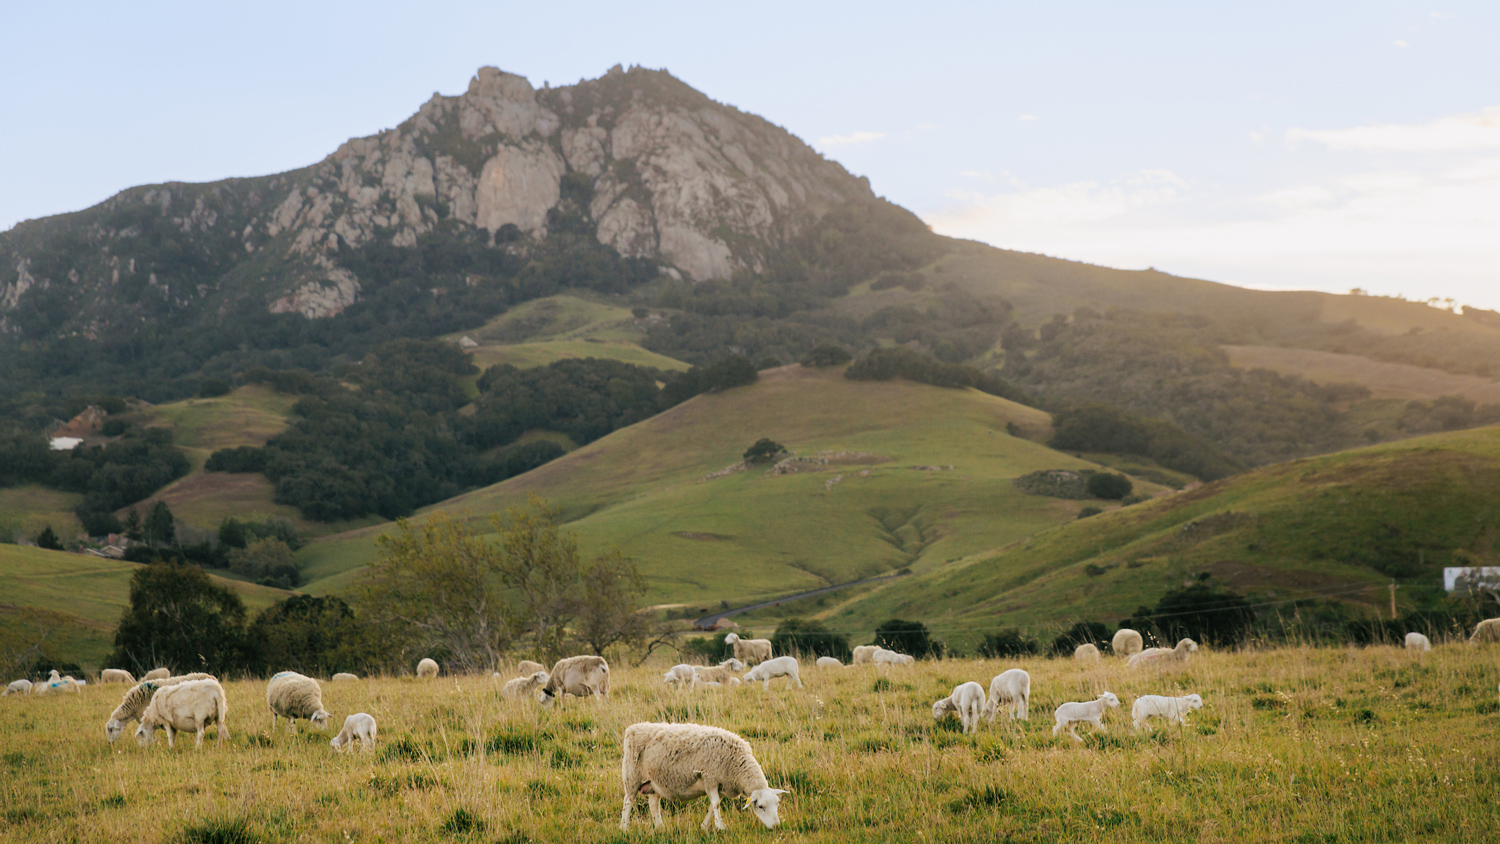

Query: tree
218;517;248;549
143;501;176;547
198;378;231;398
226;539;301;588
122;508;143;542
1150;584;1254;647
1087;472;1133;500
109;562;247;675
575;549;651;656
246;595;372;676
743;438;787;465
771;618;851;661
803;344;852;367
873;618;940;659
977;628;1038;658
35;526;62;550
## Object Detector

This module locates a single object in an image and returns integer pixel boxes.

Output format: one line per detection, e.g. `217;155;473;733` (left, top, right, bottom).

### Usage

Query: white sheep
1131;693;1203;730
1127;638;1198;668
619;722;787;831
742;656;802;690
104;673;216;742
330;712;378;752
266;671;331;732
932;681;987;734
663;664;699;690
851;645;878;665
100;669;135;684
815;656;844;668
516;659;546;676
539;655;609;708
1073;643;1101;661
1467;618;1500;645
693;661;744;686
33;676;82;695
135;679;228;749
985;669;1030;723
1112;628;1144;656
331;672;359;682
1052;692;1120;743
872;648;914;666
4;679;33;696
1404;632;1432;652
142;668;170;681
723;632;772;665
502;671;549;698
416;658;439;678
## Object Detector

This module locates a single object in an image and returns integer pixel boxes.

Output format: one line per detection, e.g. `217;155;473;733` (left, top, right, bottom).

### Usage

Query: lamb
100;669;135;684
539;655;610;708
330;712;378;752
135;679;228;749
502;671;549;698
266;671;331;732
1073;643;1101;661
1112;628;1144;656
105;672;215;742
816;656;844;668
1131;693;1203;730
932;681;987;734
742;656;802;690
693;661;744;686
4;679;32;696
1127;638;1198;668
872;648;914;666
851;645;879;665
723;632;773;665
1404;632;1432;652
332;672;359;682
416;658;439;678
619;722;787;831
663;664;699;690
985;669;1030;723
142;668;170;681
1052;692;1120;743
516;660;546;676
1467;618;1500;645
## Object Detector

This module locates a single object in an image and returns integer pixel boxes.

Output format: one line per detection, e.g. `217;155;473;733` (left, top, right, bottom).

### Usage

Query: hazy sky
5;1;1498;308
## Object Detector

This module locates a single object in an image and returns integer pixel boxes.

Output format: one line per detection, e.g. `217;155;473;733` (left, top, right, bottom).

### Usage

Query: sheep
663;664;699;690
985;669;1030;723
932;681;987;734
516;660;546;676
851;645;879;665
1131;693;1203;730
266;671;331;732
1074;643;1101;661
539;655;609;708
4;679;32;696
502;671;549;698
330;712;378;753
872;648;914;666
742;656;802;690
331;672;359;682
723;632;773;665
694;661;744;686
100;669;135;684
143;668;170;681
104;673;216;742
1467;618;1500;645
1404;632;1432;652
1112;628;1144;657
1052;692;1120;743
1127;638;1198;668
816;656;844;668
416;658;439;679
33;676;82;695
619;722;787;831
135;679;228;749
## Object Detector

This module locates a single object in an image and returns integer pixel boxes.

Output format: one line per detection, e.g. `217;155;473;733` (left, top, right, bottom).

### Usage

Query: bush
873;618;941;659
803;344;852;367
1050;621;1110;656
1049;403;1241;482
101;419;127;437
977;628;1038;658
681;635;732;663
35;526;62;550
1150;585;1254;647
205;446;266;473
1077;506;1103;519
226;539;301;587
846;346;1028;403
1087;472;1133;500
198;379;231;398
743;438;787;465
770;618;851;661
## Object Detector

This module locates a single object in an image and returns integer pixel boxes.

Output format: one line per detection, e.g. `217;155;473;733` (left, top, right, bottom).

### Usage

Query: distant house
1443;566;1500;592
48;436;83;450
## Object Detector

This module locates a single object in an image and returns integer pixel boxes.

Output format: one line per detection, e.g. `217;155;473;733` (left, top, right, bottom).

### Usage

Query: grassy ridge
1224;344;1500;403
466;339;690;372
1;647;1495;841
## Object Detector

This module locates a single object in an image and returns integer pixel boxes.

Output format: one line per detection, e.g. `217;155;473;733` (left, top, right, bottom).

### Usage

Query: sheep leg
195;722;205;749
703;785;726;831
1018;696;1028;721
763;678;771;691
1068;723;1083;743
648;794;664;827
164;724;176;749
619;793;634;831
794;673;803;689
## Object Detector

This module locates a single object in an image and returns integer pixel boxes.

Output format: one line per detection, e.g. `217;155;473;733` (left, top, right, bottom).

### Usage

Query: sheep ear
770;788;790;796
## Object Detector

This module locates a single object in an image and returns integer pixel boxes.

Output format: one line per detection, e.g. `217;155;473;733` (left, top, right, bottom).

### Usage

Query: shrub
743;438;787;465
35;526;62;550
198;379;232;398
1078;506;1103;519
1050;620;1109;656
1087;472;1133;500
977;628;1039;658
873;618;941;659
770;618;851;661
681;635;732;663
205;446;266;473
101;419;127;437
1150;584;1254;647
803;344;852;367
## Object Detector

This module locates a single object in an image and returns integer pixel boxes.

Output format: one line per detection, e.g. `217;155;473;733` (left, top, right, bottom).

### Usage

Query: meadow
3;645;1497;843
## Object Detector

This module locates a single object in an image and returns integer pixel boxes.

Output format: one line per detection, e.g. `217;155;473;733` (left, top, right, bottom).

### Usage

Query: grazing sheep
985;669;1031;723
663;664;699;690
33;677;82;695
516;660;546;676
1468;618;1500;645
332;672;358;682
539;655;610;708
816;656;844;668
723;632;773;665
1404;632;1432;652
266;671;331;732
851;645;879;665
1112;628;1144;657
104;673;215;742
502;671;549;698
933;681;987;734
135;679;228;749
1131;693;1203;730
330;712;378;752
100;669;135;684
694;661;744;686
416;658;439;679
1073;643;1101;661
4;679;33;696
619;722;787;831
1127;638;1198;668
143;668;170;681
872;648;914;666
743;656;803;690
1052;692;1120;743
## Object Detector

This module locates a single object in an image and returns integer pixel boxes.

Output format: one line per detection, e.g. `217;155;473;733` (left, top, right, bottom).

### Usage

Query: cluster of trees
466;358;667;450
1395;396;1500;435
845;346;1029;403
1048;403;1242;482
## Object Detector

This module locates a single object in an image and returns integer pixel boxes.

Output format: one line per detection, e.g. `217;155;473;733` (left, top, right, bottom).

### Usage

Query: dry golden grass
2;646;1497;842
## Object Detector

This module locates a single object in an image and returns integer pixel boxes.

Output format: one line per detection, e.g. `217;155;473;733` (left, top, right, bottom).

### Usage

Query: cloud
817;131;886;147
1393;39;1410;47
1018;114;1038;122
1287;106;1500;151
934;170;1189;228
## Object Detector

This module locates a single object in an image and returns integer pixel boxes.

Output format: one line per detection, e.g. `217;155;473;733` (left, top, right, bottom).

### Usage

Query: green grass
467;339;689;372
447;294;642;344
0;485;83;544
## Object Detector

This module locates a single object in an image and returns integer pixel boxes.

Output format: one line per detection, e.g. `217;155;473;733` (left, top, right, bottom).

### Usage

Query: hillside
296;366;1170;603
1223;345;1500;403
445;294;689;372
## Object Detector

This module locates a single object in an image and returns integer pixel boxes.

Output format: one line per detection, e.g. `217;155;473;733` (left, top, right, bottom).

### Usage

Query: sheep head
105;718;128;743
747;788;788;828
1100;692;1121;708
310;710;331;730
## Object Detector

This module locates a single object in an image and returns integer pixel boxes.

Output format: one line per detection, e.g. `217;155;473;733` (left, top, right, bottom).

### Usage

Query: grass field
2;645;1496;842
0;485;83;543
449;295;645;345
467;339;690;372
1223;345;1500;403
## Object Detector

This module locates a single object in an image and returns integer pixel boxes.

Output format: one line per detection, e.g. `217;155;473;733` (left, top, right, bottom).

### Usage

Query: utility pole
1389;581;1398;620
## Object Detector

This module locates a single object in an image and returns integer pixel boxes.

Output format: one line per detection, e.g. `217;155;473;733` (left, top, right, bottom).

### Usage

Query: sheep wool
663;664;698;689
502;672;549;698
815;656;844;669
516;660;546;676
1073;643;1101;661
1052;692;1120;743
723;633;773;665
872;648;914;666
1404;632;1432;652
330;712;378;752
100;669;135;684
619;722;787;832
985;669;1031;723
1131;693;1203;730
4;679;33;696
1112;628;1144;657
266;671;331;732
693;662;743;686
1127;638;1198;668
416;658;440;679
933;681;987;734
1468;618;1500;645
851;645;879;665
742;656;802;690
105;673;216;742
539;655;609;708
143;668;170;681
331;672;359;682
136;679;229;749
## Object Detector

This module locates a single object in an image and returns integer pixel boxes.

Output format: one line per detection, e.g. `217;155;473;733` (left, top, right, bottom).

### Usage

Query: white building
1443;566;1500;592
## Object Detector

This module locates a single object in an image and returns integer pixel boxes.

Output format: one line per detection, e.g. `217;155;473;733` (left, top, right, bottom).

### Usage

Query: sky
5;1;1498;309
